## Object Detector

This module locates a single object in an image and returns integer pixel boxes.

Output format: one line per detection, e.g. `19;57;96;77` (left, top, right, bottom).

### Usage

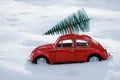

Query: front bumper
28;55;31;61
28;53;34;62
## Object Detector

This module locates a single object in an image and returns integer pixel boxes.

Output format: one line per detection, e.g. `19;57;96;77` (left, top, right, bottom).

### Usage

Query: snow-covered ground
0;0;120;80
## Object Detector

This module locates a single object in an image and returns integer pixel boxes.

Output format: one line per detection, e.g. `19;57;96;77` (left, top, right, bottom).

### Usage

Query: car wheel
88;55;101;62
36;57;48;64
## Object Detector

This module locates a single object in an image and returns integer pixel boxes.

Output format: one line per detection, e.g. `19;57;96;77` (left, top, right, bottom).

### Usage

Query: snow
0;0;120;80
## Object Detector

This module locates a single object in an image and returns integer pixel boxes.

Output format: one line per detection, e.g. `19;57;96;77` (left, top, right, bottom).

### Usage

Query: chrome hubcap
89;56;99;62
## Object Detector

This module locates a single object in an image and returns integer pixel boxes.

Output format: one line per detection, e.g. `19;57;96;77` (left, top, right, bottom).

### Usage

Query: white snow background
0;0;120;80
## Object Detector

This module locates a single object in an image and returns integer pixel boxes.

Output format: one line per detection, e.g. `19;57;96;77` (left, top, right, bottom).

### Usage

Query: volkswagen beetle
29;34;110;64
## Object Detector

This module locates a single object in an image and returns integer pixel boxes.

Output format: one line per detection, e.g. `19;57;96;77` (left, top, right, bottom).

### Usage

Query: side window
58;39;73;48
76;40;90;47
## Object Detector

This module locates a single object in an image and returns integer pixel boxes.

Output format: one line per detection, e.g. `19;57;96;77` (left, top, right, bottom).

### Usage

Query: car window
76;40;90;47
58;39;73;48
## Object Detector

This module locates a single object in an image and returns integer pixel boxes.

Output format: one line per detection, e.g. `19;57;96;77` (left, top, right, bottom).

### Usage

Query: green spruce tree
44;8;90;35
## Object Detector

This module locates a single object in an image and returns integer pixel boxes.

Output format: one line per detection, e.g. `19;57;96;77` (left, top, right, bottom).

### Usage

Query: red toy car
29;34;110;64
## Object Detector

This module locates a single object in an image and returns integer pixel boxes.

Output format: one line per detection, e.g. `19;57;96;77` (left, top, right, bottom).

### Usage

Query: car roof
58;34;92;41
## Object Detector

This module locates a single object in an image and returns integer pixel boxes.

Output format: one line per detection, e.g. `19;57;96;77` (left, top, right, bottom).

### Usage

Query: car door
55;39;75;63
75;39;91;62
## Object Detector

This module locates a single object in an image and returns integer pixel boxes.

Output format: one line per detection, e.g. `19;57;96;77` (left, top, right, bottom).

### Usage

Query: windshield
92;39;99;44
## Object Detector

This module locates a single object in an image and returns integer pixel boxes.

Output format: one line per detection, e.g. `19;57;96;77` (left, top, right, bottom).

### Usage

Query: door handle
70;50;75;52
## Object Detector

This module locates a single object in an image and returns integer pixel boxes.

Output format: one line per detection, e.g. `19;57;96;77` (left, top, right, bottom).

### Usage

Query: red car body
29;34;110;64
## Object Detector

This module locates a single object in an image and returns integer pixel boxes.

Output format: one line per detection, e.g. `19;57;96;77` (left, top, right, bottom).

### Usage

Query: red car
29;34;110;64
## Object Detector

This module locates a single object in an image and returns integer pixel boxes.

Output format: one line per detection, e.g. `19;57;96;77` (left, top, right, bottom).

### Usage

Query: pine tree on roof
44;8;90;35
